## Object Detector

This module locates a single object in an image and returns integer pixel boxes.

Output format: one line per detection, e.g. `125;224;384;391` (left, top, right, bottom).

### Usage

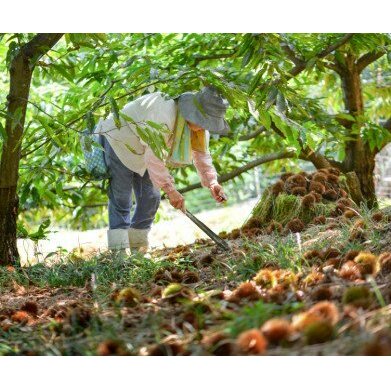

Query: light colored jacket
96;92;218;193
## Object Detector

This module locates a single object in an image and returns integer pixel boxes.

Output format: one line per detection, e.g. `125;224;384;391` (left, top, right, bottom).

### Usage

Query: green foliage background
0;33;390;233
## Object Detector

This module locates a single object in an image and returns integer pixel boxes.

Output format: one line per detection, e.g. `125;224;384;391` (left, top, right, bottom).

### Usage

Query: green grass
1;252;174;294
1;204;390;356
224;300;304;337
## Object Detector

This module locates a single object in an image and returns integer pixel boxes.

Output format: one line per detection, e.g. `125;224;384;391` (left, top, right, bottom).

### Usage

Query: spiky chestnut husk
337;197;353;207
302;193;316;208
273;269;298;288
97;340;128;356
261;318;293;343
335;203;346;214
20;301;39;316
324;258;343;269
353;252;379;276
236;329;268;355
349;227;367;242
285;218;305;233
244;216;263;229
266;287;287;305
148;342;184;356
339;261;362;281
312;215;326;225
304;321;334;345
254;269;276;288
309;181;326;194
11;311;31;324
231;282;260;300
344;209;359;219
307;301;339;325
311;287;333;301
244;227;263;237
229;228;241;240
328;167;341;176
326;173;339;184
362;331;391;356
353;219;366;230
291;186;307;196
301;271;325;287
342;286;372;308
149;286;163;297
271;180;285;196
303;249;322;261
291;311;323;331
329;210;340;218
199;253;215;265
323;189;338;201
309;191;322;203
265;221;283;234
171;270;184;282
116;287;142;307
344;249;360;262
280;172;294;181
66;307;92;329
286;174;307;188
219;231;228;239
372;211;384;222
182;271;200;284
153;270;167;284
322;248;340;260
327;222;340;230
312;172;327;184
379;252;391;274
171;244;191;254
339;189;348;198
202;331;234;356
162;283;183;298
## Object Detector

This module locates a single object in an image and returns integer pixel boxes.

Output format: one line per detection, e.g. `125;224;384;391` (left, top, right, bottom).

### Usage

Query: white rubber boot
128;228;149;252
107;228;130;250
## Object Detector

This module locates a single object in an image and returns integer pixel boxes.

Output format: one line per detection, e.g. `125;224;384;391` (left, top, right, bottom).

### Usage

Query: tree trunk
0;34;63;266
340;54;377;208
0;53;33;265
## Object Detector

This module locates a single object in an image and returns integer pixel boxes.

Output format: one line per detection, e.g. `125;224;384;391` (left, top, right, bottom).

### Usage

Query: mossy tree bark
335;52;381;208
0;33;63;266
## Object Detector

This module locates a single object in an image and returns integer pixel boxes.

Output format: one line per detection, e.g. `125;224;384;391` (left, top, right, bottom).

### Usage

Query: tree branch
175;149;296;195
238;126;267;141
21;33;64;62
357;51;386;73
324;61;344;76
194;50;236;65
280;39;305;67
299;147;344;170
286;34;354;78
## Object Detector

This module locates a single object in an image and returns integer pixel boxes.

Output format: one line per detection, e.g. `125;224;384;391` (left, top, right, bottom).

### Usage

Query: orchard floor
17;199;257;266
1;202;391;355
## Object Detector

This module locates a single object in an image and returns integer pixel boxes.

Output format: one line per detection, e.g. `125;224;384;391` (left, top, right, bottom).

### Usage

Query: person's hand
209;183;227;203
167;189;186;212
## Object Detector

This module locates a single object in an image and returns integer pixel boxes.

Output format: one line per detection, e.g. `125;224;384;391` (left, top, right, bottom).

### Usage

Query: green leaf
11;107;23;132
0;122;7;142
110;97;121;129
85;112;95;133
125;144;137;154
146;120;169;133
248;70;263;95
258;109;271;130
335;113;356;122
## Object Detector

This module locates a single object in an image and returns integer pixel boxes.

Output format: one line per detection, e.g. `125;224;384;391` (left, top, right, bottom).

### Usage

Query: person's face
187;121;204;132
